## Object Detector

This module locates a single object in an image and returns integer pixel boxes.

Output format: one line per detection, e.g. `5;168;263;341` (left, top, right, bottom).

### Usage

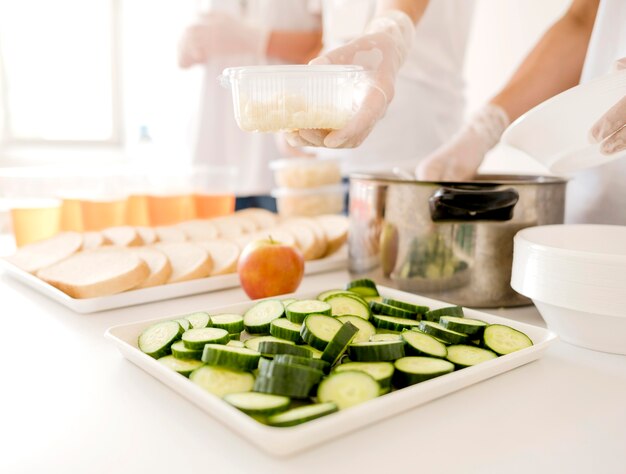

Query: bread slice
235;208;279;229
154;242;213;283
82;231;106;249
279;222;318;261
102;226;143;247
36;247;150;298
154;226;187;243
177;220;219;241
283;217;328;259
130;247;172;288
6;231;83;274
135;226;158;245
212;216;254;239
315;214;349;256
195;240;240;276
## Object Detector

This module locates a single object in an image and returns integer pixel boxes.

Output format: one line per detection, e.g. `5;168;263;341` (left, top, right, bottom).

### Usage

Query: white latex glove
416;104;510;181
178;12;268;69
589;58;626;155
284;10;415;149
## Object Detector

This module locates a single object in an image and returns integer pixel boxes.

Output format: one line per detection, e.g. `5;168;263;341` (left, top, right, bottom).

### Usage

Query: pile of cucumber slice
138;278;534;427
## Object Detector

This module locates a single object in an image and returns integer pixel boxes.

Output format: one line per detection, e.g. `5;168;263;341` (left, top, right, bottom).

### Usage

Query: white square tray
105;286;558;456
0;247;347;313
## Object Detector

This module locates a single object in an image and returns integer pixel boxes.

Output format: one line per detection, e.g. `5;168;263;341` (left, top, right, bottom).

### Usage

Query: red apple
237;237;305;299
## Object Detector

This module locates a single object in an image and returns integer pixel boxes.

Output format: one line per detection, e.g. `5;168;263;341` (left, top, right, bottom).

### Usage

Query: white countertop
1;268;625;474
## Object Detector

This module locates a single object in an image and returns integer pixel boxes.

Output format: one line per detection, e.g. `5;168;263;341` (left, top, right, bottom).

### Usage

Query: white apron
317;0;475;174
565;0;626;224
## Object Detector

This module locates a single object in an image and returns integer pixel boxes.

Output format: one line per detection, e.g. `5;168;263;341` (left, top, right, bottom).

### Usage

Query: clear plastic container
271;184;345;217
220;65;365;132
270;157;342;189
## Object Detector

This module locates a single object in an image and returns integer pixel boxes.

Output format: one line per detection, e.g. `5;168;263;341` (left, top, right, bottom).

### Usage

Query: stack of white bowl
511;224;626;355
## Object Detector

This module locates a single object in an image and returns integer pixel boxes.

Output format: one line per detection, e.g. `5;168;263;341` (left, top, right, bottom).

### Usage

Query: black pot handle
429;187;519;222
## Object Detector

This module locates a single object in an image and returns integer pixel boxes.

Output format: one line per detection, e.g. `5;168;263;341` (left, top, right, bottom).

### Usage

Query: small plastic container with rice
219;65;365;132
271;184;345;218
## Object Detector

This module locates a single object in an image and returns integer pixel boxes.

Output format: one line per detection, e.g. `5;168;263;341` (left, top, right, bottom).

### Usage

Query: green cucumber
273;354;330;373
401;330;448;359
393;356;455;387
243;300;285;334
224;392;290;416
300;314;343;351
419;321;469;345
270;318;303;343
337;315;376;343
440;316;487;337
258;359;323;385
317;289;359;301
267;402;338;427
348;339;405;362
446;344;498;368
158;355;203;377
138;320;184;359
424;306;464;322
382;298;429;315
364;296;383;303
257;341;312;358
334;361;394;390
321;322;359;366
201;344;261;371
189;366;255;397
253;375;314;399
483;324;533;355
281;298;297;308
325;294;371;320
370;301;417;319
174;318;191;331
372;314;422;332
285;299;332;323
171;340;203;360
317;370;380;409
227;340;246;348
346;278;379;297
243;335;294;352
370;333;403;342
182;327;230;350
210;313;244;334
184;311;211;329
301;345;323;359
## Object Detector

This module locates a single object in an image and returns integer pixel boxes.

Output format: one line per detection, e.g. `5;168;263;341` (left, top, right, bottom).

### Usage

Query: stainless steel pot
348;173;567;307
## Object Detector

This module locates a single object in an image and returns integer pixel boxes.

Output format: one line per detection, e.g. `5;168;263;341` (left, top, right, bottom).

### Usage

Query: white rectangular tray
0;247;347;313
105;286;558;456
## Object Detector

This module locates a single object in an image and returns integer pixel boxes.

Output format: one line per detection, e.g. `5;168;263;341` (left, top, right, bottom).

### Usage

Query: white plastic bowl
220;65;365;132
270;157;341;189
271;184;345;217
511;224;626;354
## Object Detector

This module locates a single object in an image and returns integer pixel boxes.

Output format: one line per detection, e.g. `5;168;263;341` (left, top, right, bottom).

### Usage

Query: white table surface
1;267;625;474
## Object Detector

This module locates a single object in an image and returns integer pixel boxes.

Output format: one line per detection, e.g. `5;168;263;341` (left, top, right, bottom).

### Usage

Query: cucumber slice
317;289;358;301
364;295;383;303
346;278;379;297
317;370;380;409
370;301;417;319
171;340;204;360
348;339;405;362
227;340;246;348
483;324;533;355
224;392;291;416
243;300;285;334
253;375;315;399
370;333;403;342
446;344;498;368
174;318;191;331
393;356;455;387
229;333;242;341
182;327;230;350
301;345;323;359
440;316;487;337
258;359;323;384
267;402;338;427
334;361;394;389
158;355;203;377
382;298;429;315
185;312;211;329
244;335;295;352
419;321;470;345
401;330;448;359
202;344;261;371
273;354;330;373
300;314;343;351
337;315;376;343
423;306;464;322
138;320;184;359
372;314;422;332
285;299;332;323
281;298;297;308
189;366;255;397
325;294;371;320
321;322;359;366
257;341;312;358
210;313;244;334
270;318;303;343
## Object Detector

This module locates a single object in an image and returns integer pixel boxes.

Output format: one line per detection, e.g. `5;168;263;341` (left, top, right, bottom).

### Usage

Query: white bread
102;226;143;247
130;247;172;288
212;216;254;239
177;220;219;241
6;232;83;274
279;222;318;261
154;242;213;283
135;226;158;245
195;240;240;276
315;214;349;256
82;232;106;249
235;228;296;251
283;217;328;259
235;208;279;229
154;226;187;243
36;247;150;298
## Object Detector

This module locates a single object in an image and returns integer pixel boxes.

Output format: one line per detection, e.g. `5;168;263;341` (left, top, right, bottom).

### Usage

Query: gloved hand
589;58;626;155
284;10;415;149
416;104;510;181
178;12;268;69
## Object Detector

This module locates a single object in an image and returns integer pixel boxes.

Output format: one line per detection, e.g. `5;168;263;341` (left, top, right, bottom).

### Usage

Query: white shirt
566;0;626;224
